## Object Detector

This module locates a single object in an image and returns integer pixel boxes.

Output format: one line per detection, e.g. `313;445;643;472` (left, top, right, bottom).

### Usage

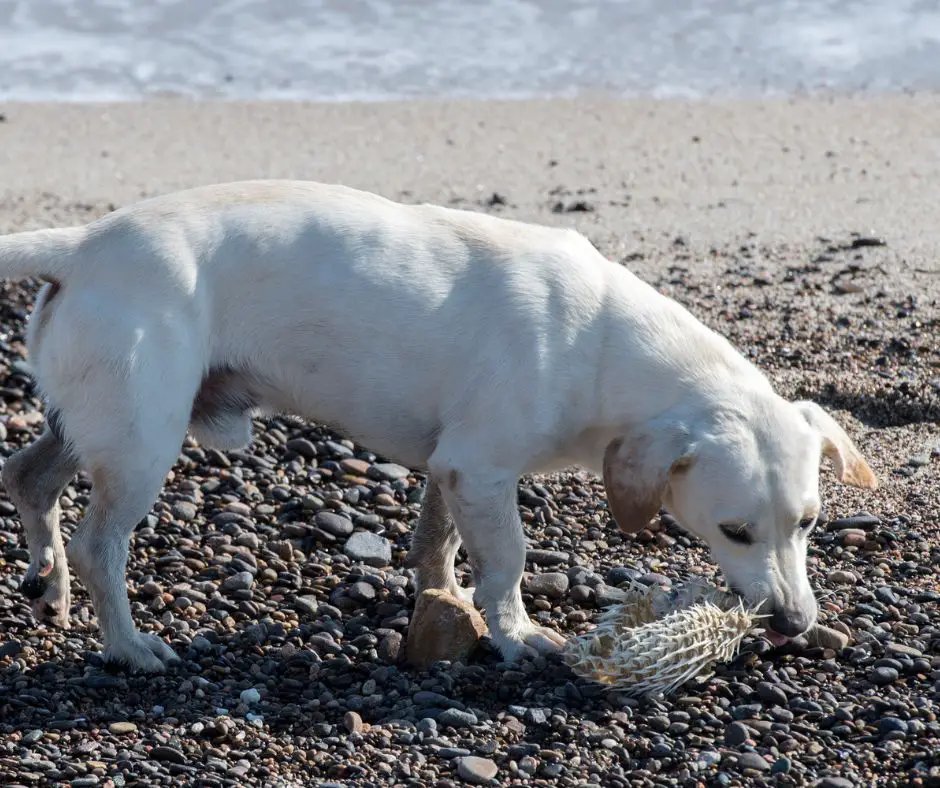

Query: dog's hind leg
404;479;474;603
64;404;195;672
64;420;193;672
42;348;201;672
2;427;80;628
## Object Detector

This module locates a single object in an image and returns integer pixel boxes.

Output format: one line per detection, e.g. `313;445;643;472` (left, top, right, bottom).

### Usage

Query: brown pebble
525;571;569;599
457;756;498;784
405;589;487;667
343;711;363;733
340;458;371;476
806;623;849;651
885;641;923;658
839;529;867;547
829;619;853;641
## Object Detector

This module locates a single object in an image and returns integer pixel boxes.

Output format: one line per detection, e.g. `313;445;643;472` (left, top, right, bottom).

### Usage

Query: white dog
0;180;877;673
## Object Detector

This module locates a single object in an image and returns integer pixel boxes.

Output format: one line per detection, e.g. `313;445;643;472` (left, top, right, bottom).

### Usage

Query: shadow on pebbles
0;232;938;788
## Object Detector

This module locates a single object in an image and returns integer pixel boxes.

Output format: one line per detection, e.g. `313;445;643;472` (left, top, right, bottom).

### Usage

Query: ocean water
1;0;939;101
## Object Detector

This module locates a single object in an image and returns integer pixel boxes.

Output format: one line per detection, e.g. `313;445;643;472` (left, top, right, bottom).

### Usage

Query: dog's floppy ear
794;401;878;490
602;425;695;534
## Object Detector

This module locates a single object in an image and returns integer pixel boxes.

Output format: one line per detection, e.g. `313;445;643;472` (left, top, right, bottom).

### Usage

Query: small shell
563;580;760;698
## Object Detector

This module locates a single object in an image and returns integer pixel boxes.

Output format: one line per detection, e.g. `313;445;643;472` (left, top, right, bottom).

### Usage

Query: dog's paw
521;625;567;657
21;557;72;629
104;633;181;674
493;623;567;662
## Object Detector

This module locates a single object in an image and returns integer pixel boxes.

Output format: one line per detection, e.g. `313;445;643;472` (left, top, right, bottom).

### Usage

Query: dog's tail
0;226;86;283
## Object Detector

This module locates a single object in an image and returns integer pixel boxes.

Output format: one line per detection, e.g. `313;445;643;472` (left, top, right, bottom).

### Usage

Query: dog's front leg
430;452;566;662
2;429;79;628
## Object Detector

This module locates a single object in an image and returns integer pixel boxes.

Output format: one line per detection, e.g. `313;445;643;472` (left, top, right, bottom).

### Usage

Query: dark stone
878;717;908;736
737;752;770;772
725;721;751;746
315;512;354;537
150;746;186;764
871;666;899;685
437;708;478;729
756;681;788;707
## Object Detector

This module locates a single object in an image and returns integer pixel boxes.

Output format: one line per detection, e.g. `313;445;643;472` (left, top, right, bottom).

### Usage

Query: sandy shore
0;96;938;262
0;97;938;786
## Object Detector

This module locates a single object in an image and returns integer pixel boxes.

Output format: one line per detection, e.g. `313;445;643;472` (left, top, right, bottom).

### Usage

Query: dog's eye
798;517;816;531
719;523;752;545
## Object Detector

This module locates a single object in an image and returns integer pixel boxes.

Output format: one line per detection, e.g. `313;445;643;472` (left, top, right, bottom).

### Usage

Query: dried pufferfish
562;578;762;698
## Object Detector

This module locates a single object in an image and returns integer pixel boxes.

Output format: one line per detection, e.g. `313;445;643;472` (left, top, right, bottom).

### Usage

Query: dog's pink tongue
765;629;790;647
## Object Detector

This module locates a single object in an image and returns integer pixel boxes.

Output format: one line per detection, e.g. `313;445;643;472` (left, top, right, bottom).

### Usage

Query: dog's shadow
0;628;620;745
793;381;940;430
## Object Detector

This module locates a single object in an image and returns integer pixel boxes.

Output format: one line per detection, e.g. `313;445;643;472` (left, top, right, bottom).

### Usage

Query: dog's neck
593;263;774;435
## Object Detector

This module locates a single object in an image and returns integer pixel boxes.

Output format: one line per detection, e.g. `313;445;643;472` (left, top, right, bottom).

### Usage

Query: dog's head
602;396;876;644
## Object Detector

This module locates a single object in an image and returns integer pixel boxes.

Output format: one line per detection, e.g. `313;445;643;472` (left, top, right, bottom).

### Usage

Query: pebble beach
0;97;938;787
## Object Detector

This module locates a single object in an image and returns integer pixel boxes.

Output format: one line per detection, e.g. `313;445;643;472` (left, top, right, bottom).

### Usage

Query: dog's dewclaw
38;545;55;577
562;580;759;698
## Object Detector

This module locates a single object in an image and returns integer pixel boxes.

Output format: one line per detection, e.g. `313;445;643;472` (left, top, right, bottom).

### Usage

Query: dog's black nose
768;607;813;637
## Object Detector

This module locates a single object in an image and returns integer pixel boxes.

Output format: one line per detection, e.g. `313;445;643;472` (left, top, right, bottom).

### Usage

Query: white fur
0;180;877;672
